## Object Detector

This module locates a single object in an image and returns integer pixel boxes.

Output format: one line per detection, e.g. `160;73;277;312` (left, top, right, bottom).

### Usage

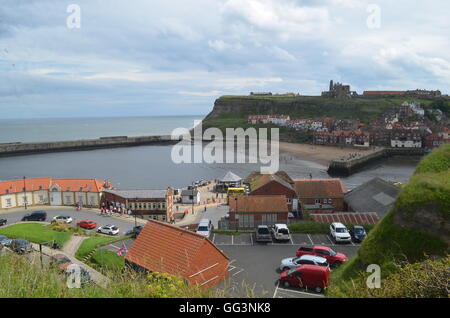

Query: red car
296;245;348;268
280;264;330;293
77;220;97;229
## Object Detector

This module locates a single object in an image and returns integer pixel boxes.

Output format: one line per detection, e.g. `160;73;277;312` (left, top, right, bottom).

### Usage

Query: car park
196;219;213;238
279;255;328;271
97;224;120;235
0;218;7;226
279;264;330;293
349;225;367;243
0;235;12;247
77;220;97;229
255;225;272;243
271;224;291;242
330;222;351;243
10;239;33;254
21;211;47;222
52;215;73;224
296;245;348;268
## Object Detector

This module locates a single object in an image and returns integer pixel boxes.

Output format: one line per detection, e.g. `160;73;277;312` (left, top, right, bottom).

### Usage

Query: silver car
279;254;328;272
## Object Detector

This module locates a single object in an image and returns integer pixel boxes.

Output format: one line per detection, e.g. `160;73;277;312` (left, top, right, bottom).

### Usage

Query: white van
196;219;213;238
271;224;291;242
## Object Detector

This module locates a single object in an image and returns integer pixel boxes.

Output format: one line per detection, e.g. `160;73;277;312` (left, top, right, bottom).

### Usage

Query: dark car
21;211;47;222
10;239;33;254
349;225;367;243
0;218;6;226
126;225;143;238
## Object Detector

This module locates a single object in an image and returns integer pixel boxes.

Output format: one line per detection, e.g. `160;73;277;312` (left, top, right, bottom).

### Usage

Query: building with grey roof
344;178;400;218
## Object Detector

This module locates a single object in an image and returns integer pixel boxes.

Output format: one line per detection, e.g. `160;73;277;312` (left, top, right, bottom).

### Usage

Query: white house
181;189;201;204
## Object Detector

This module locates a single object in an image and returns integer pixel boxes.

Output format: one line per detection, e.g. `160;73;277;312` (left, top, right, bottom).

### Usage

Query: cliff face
204;95;402;123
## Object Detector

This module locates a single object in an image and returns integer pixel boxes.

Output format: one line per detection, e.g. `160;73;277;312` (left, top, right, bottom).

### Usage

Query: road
0;207;138;236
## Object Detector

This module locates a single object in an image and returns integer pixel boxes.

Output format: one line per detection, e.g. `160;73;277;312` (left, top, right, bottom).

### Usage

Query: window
6;199;12;207
38;195;44;203
315;199;320;204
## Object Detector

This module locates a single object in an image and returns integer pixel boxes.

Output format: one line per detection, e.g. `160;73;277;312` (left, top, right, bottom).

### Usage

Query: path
62;235;87;256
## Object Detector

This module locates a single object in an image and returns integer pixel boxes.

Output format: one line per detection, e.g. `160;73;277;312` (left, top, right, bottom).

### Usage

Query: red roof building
125;220;229;288
294;178;347;213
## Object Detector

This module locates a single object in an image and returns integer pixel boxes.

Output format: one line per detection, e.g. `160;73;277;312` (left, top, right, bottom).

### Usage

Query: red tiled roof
229;195;288;213
294;179;347;199
311;212;379;225
52;179;107;193
0;177;109;195
0;177;52;195
125;220;229;288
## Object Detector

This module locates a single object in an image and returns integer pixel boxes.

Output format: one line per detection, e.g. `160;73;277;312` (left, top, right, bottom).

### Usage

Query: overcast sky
1;0;449;119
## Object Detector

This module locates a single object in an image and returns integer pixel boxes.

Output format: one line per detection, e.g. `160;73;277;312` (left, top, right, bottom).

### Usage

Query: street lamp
134;197;138;228
23;176;27;210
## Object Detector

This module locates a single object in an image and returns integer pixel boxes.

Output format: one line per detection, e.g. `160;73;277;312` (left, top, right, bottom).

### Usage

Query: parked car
0;235;12;247
196;219;213;238
279;264;330;293
97;225;120;235
52;215;73;224
255;225;272;243
271;224;291;242
21;211;47;222
330;222;351;243
296;245;348;268
0;218;7;226
279;255;329;272
10;239;33;254
349;225;367;243
126;225;143;238
50;253;72;271
77;220;97;229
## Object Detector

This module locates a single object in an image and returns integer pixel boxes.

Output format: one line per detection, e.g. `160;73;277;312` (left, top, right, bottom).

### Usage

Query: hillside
327;144;450;297
201;95;436;142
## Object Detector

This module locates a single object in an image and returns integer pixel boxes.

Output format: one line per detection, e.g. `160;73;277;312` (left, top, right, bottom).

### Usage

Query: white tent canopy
219;171;242;183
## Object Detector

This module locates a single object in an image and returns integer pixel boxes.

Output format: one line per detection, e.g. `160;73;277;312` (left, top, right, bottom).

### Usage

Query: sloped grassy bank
327;144;450;297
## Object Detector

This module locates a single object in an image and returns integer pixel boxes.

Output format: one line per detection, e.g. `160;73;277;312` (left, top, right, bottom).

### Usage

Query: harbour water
0;143;419;190
0;116;420;190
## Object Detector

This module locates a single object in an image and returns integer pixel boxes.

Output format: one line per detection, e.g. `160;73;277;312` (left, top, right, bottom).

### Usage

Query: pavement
213;233;361;298
0;206;141;236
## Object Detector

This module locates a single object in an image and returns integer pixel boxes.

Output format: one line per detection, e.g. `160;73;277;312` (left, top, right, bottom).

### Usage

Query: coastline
279;142;372;166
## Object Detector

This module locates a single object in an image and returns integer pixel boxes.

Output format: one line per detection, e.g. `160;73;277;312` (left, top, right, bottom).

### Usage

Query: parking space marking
273;282;280;298
307;234;314;245
232;269;244;276
326;235;334;245
277;287;325;298
249;233;253;245
211;233;215;243
231;235;234;245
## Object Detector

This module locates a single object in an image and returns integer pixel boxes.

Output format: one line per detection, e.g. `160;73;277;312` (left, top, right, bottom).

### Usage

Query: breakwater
328;147;426;176
0;135;180;157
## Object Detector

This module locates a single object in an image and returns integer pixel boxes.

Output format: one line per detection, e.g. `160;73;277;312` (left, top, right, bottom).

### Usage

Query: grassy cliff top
328;144;450;297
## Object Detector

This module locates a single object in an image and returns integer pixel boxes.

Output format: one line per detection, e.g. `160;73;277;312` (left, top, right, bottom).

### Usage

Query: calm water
0;116;420;189
0;116;202;143
0;144;419;190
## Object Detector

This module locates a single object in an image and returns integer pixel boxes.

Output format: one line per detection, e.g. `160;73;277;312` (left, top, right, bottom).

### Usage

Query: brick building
294;179;347;213
102;188;174;222
228;195;289;229
125;220;229;289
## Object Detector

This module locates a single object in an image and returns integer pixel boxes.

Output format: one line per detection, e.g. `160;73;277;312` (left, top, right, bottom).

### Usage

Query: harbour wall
328;147;426;176
0;135;180;157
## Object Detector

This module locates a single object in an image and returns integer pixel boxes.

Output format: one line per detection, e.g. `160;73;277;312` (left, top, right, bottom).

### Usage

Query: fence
218;218;299;230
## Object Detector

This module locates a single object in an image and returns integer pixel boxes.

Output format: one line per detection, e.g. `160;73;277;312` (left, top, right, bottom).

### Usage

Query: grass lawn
0;223;72;247
90;249;125;271
76;236;130;260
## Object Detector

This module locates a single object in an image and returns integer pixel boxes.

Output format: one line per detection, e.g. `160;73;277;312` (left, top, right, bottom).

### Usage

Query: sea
0;116;420;190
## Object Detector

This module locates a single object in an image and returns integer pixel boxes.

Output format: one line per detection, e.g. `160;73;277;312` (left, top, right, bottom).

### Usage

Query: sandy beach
279;142;373;166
